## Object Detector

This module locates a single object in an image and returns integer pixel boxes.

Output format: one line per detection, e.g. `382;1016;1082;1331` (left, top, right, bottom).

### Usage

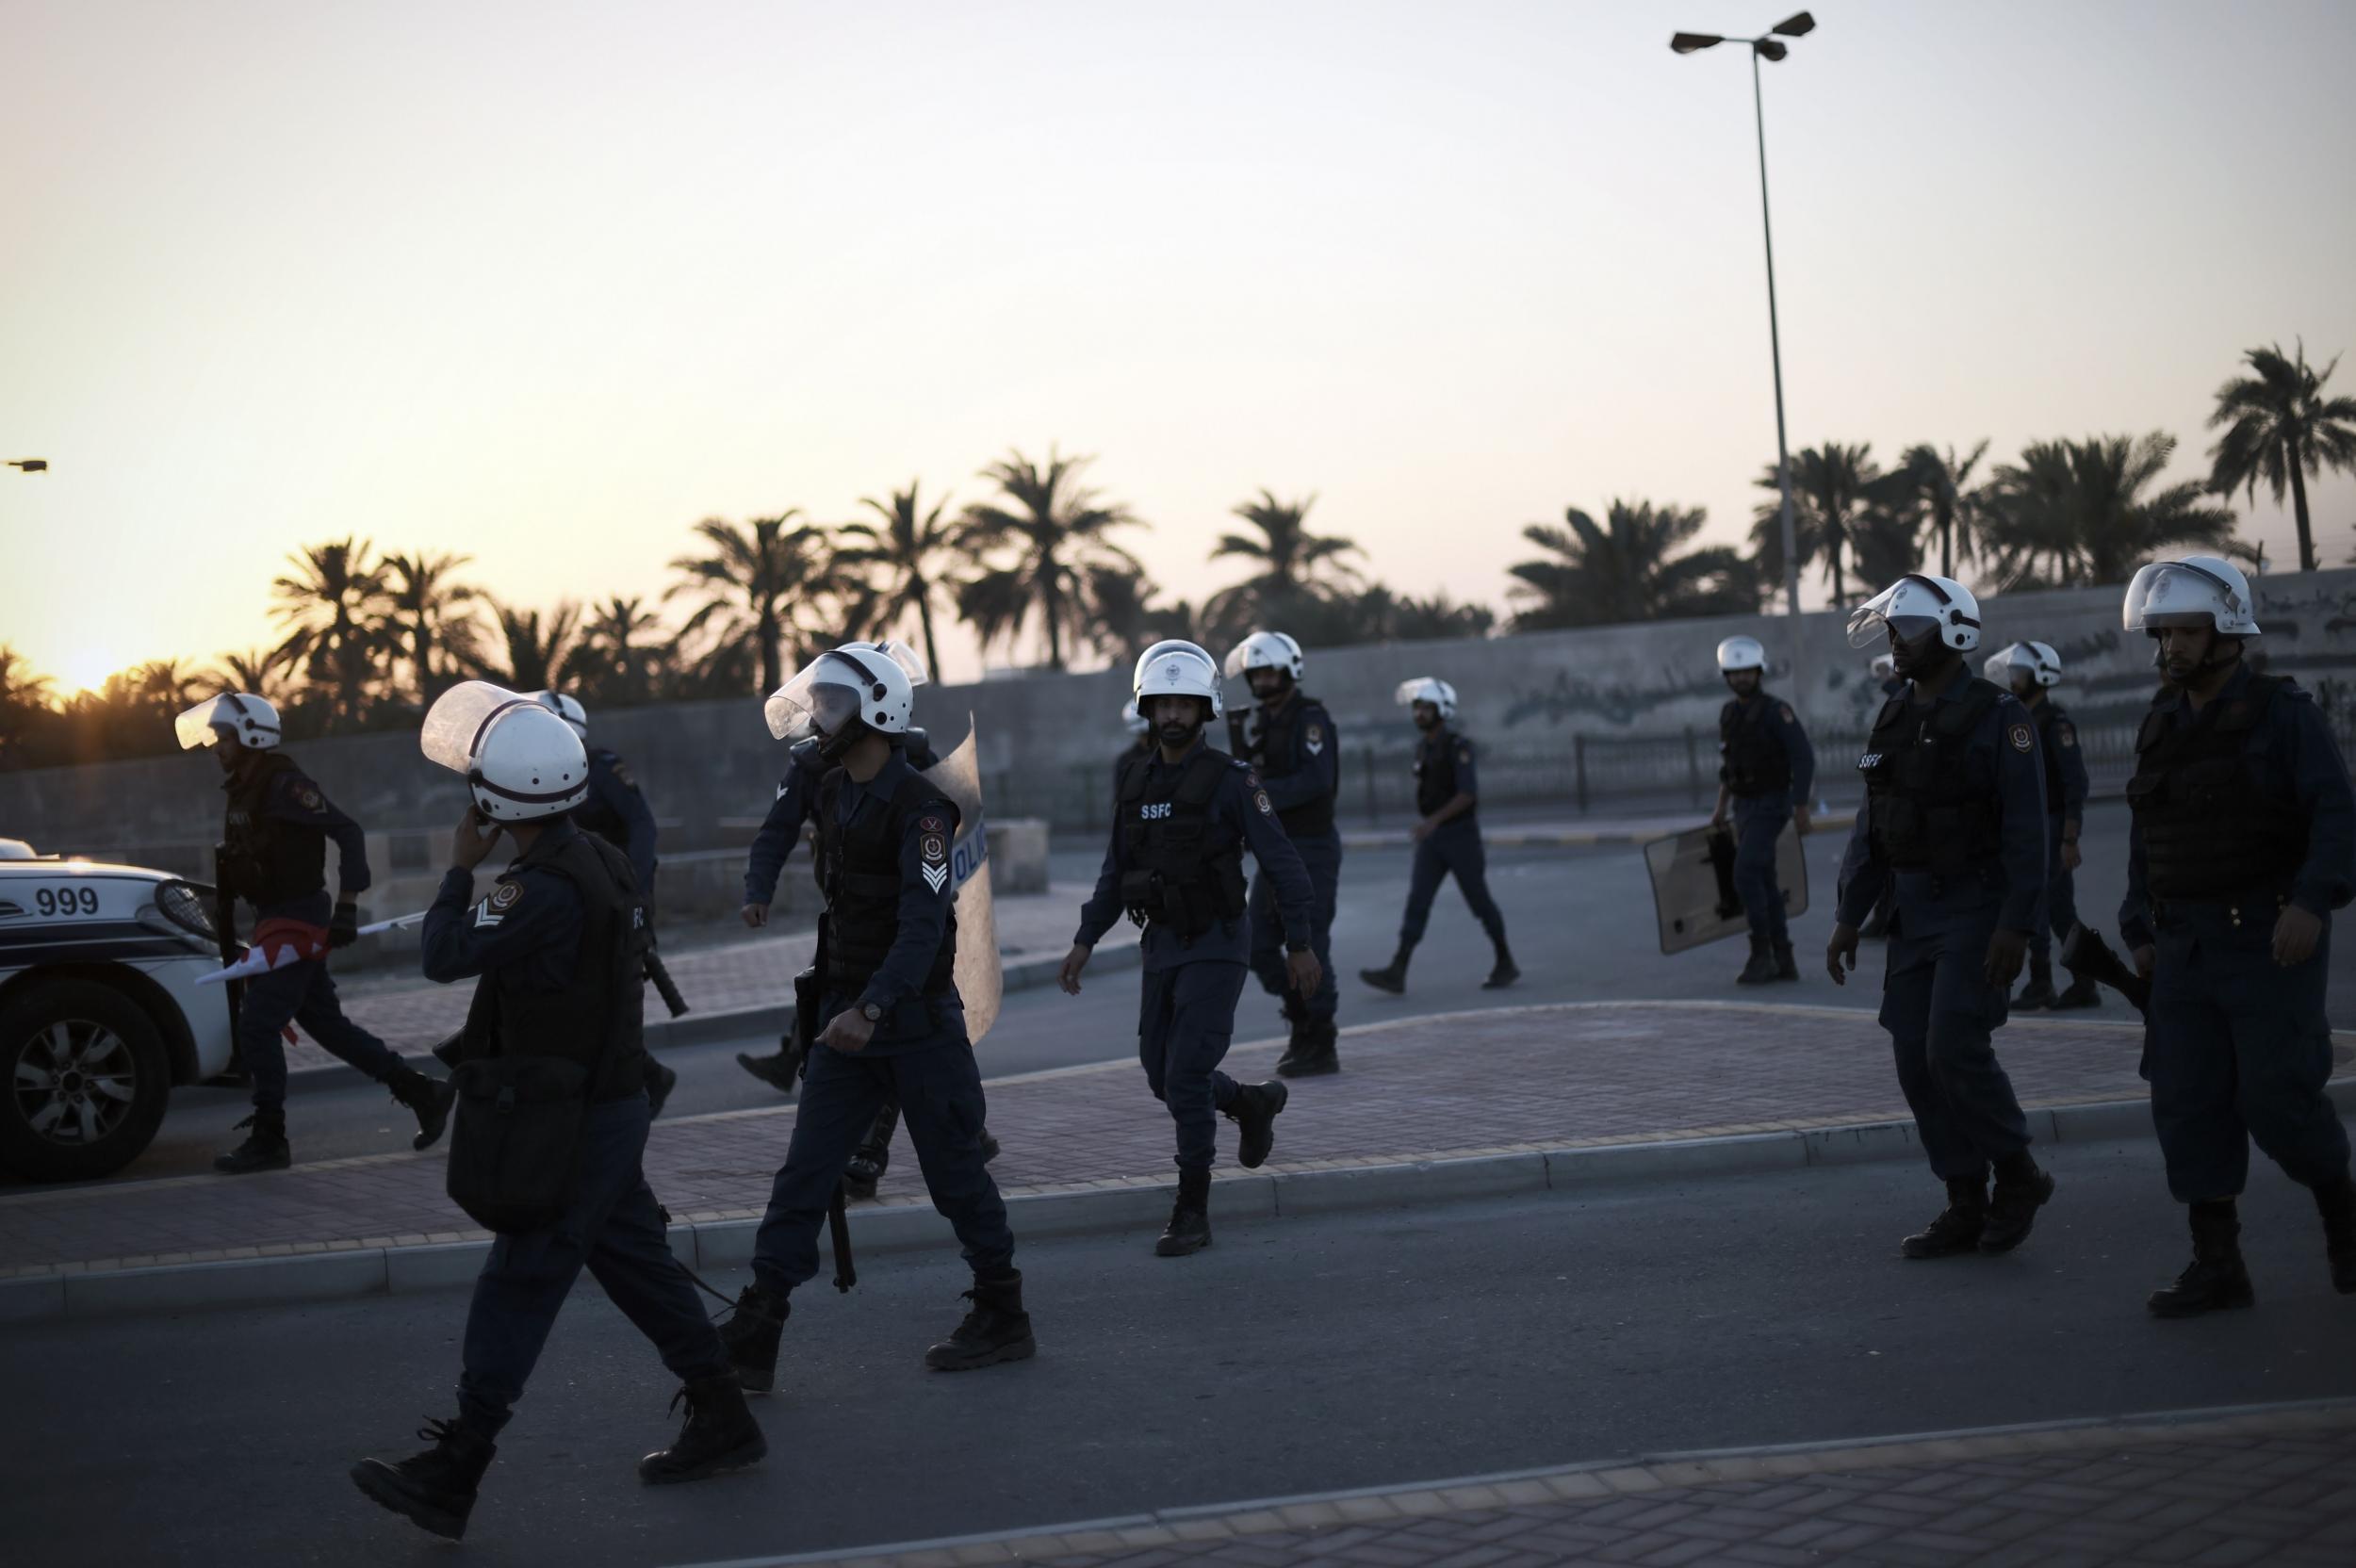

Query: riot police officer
1827;574;2057;1260
1059;640;1317;1256
2116;557;2356;1316
352;685;761;1542
172;694;446;1173
1859;654;1907;939
1361;678;1517;994
1710;635;1815;985
1225;631;1345;1076
1984;643;2095;1009
718;645;1033;1387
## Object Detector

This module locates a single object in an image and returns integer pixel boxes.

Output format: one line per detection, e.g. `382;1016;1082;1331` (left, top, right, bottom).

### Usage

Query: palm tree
0;645;55;766
132;660;205;710
211;646;297;703
270;537;389;727
953;448;1143;671
381;549;482;699
565;595;668;707
1749;444;1881;605
835;482;957;682
471;599;581;693
1201;490;1364;640
1873;441;1989;580
2207;341;2356;573
1079;565;1203;665
1511;499;1759;631
665;513;840;694
1981;433;2237;589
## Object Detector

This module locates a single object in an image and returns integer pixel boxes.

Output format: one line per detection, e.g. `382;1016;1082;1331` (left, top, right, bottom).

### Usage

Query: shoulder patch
1777;705;1795;724
1254;789;1274;815
294;782;324;812
918;812;948;835
1304;721;1323;755
610;761;635;788
1457;745;1472;765
2007;723;2035;753
489;881;524;911
2056;722;2076;748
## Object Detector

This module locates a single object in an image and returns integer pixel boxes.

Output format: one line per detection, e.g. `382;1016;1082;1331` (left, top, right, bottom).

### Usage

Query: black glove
328;904;360;949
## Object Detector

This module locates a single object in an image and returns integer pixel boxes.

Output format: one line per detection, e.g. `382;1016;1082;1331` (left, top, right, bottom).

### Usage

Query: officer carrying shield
1361;678;1518;994
1827;574;2057;1260
1059;641;1317;1256
2115;557;2356;1316
1709;635;1814;985
1224;631;1345;1077
352;684;761;1542
718;645;1034;1389
172;694;447;1173
1983;643;2096;1009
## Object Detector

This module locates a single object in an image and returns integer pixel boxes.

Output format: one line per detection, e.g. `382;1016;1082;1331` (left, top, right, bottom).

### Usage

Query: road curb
1337;809;1857;851
12;1080;2349;1324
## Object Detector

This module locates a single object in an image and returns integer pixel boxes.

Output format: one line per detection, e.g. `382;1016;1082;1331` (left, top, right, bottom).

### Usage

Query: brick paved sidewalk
769;1402;2356;1568
0;1001;2257;1281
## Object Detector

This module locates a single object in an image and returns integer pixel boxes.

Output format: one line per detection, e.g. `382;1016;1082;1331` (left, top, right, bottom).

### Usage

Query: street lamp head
6;459;46;473
1772;11;1817;37
1669;31;1726;54
1752;38;1789;61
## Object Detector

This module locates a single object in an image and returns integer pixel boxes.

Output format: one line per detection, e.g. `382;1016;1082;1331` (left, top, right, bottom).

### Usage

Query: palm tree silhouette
471;600;582;694
0;646;55;766
568;596;668;706
666;513;835;694
954;449;1141;671
271;538;388;727
2207;341;2356;573
837;482;957;681
211;646;297;704
1511;500;1758;630
381;550;482;700
1873;442;1989;580
1202;490;1363;644
1981;433;2236;589
1750;445;1880;606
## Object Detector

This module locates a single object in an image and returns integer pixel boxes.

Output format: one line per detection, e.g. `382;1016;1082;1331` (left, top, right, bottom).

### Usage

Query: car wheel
0;979;172;1183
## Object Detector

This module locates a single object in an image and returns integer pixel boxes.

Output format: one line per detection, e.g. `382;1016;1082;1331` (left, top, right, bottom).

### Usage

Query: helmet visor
420;680;533;775
765;650;886;741
173;696;236;750
2123;561;2240;632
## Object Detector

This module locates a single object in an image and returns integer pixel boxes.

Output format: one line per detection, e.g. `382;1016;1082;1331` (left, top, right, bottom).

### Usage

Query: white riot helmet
1869;653;1897;681
530;690;589;740
2122;556;2261;638
1846;573;1982;654
1133;640;1224;720
764;639;926;753
1396;677;1457;722
1716;635;1766;674
1224;630;1304;684
174;693;281;752
1121;700;1151;738
421;680;589;823
1988;641;2062;688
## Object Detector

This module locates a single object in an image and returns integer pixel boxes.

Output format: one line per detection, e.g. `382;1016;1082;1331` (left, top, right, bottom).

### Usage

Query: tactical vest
1718;694;1791;796
571;748;639;851
1114;742;1152;801
1117;747;1249;936
1414;731;1470;819
2030;700;2070;819
221;751;328;906
1227;696;1335;837
2126;675;2306;900
492;829;648;1102
812;769;959;1000
1857;678;2007;877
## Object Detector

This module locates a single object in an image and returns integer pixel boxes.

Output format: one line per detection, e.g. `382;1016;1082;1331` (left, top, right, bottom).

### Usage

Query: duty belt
2151;887;2293;931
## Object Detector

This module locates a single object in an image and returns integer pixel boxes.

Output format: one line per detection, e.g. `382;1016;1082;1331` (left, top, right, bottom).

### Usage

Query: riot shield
920;717;1003;1043
1642;822;1808;956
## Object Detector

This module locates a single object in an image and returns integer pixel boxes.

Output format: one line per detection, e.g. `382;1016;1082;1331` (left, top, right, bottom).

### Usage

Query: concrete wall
13;569;2356;852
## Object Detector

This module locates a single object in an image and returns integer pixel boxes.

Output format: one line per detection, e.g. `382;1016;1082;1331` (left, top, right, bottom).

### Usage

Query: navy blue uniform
1720;693;1816;950
1235;694;1343;1025
1400;730;1505;949
744;733;940;909
1076;738;1317;1171
420;819;728;1436
2121;664;2355;1203
2022;696;2091;961
226;760;404;1111
573;748;658;899
749;750;1014;1294
1838;678;2050;1182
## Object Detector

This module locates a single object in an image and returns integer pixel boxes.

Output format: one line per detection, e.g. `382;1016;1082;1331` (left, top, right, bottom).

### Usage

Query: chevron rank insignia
1305;722;1323;755
921;825;949;892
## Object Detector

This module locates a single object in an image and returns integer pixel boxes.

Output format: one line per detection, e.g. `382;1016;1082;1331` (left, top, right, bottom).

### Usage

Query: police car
0;841;235;1182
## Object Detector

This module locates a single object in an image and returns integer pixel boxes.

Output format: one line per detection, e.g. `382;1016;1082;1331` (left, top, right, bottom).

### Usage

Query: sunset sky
5;0;2353;693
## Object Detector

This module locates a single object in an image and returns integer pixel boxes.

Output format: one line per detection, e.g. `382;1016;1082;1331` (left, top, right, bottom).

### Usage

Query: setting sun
56;645;126;695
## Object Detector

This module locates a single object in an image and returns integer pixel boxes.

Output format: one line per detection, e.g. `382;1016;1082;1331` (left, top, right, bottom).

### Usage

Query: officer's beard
1250;673;1292;707
1157;717;1202;751
2156;635;2239;689
816;718;870;761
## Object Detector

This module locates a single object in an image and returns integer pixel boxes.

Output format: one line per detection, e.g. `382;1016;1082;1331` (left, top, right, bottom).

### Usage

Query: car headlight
151;881;219;940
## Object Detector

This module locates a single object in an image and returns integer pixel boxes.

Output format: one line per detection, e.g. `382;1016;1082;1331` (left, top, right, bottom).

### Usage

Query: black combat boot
351;1416;497;1540
1735;937;1778;986
213;1108;290;1174
1279;1018;1339;1078
1901;1175;1988;1258
716;1283;790;1394
1359;947;1411;995
1771;940;1799;982
2048;972;2101;1010
735;1050;799;1093
638;1375;767;1484
1272;1003;1310;1076
1979;1152;2056;1254
1483;939;1520;989
2013;958;2057;1010
1156;1168;1213;1257
384;1066;451;1152
644;1058;679;1119
2148;1200;2255;1317
1222;1080;1289;1168
924;1266;1038;1370
2313;1174;2356;1295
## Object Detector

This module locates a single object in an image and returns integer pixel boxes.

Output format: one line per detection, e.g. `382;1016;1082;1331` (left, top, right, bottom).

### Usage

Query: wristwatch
859;1001;885;1023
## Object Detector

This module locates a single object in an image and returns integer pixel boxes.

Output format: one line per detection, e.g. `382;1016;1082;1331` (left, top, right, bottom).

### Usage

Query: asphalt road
8;1131;2354;1566
47;797;2355;1185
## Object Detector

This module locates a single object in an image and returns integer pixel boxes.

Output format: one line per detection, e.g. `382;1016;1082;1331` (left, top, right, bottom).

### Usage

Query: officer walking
1826;574;2057;1260
352;684;761;1542
1360;678;1517;994
1984;643;2096;1009
172;694;447;1173
1710;635;1814;985
1225;631;1345;1076
2114;557;2356;1316
718;644;1034;1388
1058;640;1317;1256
